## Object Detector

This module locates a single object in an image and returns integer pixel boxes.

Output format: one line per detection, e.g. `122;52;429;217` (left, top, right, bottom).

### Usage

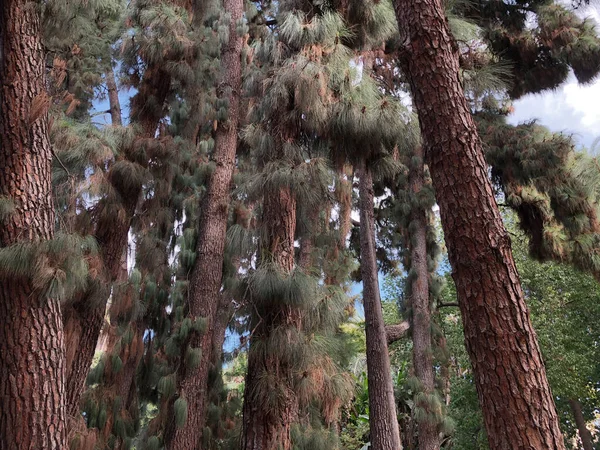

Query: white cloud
508;74;600;148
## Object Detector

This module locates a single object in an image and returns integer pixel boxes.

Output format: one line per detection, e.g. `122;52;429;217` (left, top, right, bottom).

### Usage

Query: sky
509;73;600;151
508;3;600;151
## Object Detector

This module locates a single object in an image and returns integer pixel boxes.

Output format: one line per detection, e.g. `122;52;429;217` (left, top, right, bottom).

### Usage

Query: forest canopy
0;0;599;449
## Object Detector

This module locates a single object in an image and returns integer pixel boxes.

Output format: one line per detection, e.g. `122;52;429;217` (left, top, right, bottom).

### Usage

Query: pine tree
60;0;197;424
240;5;358;447
0;0;67;447
393;0;565;448
163;0;245;446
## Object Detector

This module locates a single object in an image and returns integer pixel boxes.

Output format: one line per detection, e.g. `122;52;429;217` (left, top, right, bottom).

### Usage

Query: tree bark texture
106;68;122;126
358;162;403;450
393;1;565;449
164;0;243;446
408;148;439;450
569;399;594;450
0;0;67;448
242;187;298;450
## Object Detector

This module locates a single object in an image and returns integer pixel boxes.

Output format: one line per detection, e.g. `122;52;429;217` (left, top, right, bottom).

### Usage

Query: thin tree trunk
242;187;298;450
0;0;67;447
569;399;594;450
164;0;243;445
393;1;565;448
358;161;403;450
408;148;439;450
106;68;122;126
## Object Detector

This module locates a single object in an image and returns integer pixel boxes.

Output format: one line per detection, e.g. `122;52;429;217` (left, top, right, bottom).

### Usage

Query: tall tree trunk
241;187;298;450
408;149;439;450
164;0;243;446
393;1;565;449
358;161;403;450
0;0;67;448
569;399;594;450
106;68;122;126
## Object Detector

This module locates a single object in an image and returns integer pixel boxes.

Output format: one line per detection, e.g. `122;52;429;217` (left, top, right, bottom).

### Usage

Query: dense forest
1;0;600;448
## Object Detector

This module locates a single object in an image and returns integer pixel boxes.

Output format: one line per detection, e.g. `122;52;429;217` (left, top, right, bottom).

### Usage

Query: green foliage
185;346;202;370
0;232;98;302
0;196;16;222
174;396;189;428
480;114;600;278
158;374;176;399
112;354;123;374
248;264;318;308
452;0;600;98
291;423;340;450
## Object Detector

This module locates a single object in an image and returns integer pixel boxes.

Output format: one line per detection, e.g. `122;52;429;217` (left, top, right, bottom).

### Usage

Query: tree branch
437;301;459;308
385;321;410;344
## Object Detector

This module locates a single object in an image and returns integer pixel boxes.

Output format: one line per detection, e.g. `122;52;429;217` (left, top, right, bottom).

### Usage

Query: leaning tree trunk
569;399;594;450
408;148;439;450
393;1;565;448
0;1;67;448
163;0;243;446
358;161;403;450
241;187;299;450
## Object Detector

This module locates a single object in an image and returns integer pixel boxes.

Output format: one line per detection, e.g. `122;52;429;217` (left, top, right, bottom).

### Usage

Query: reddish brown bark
242;187;298;450
164;0;244;446
0;0;67;447
408;148;439;450
393;1;565;448
569;399;594;450
358;161;403;450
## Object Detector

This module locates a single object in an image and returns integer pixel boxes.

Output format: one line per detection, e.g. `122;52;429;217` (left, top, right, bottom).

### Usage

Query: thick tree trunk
358;161;403;450
408;148;439;450
0;1;67;448
569;399;594;450
241;187;298;450
393;1;565;449
164;0;243;446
